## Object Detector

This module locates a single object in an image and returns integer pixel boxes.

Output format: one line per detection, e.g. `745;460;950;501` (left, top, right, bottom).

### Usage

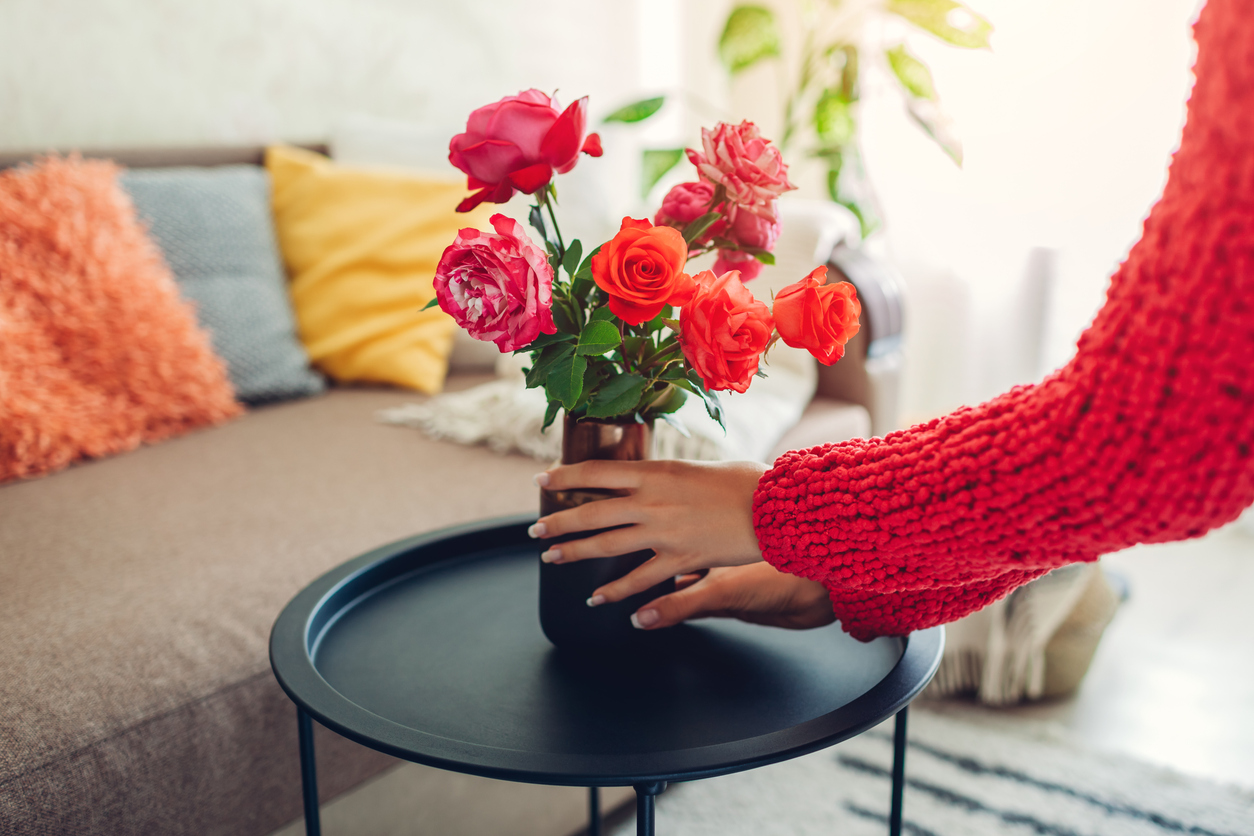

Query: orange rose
772;266;861;365
591;218;696;326
679;270;774;393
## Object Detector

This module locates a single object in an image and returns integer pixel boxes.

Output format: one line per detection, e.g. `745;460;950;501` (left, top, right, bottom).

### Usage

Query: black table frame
271;516;942;836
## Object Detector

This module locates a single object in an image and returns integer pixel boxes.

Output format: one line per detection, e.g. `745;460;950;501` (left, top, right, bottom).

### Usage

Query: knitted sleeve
751;0;1254;642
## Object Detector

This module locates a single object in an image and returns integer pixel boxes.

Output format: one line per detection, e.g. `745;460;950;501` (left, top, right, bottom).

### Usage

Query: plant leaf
586;373;649;419
642;149;685;199
551;298;580;336
590;305;616;323
540;400;562;433
529;204;548;241
660;411;691;437
603;97;666;124
526;331;576;350
420;297;440;312
546;352;587;410
886;44;938;99
525;343;574;389
906;97;963;165
562;239;583;278
752;251;775;265
886;0;993;50
814;90;856;145
576;320;621;356
683;212;722;246
719;5;782;74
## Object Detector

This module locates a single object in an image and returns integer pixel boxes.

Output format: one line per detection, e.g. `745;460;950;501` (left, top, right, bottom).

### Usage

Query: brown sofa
0;146;902;836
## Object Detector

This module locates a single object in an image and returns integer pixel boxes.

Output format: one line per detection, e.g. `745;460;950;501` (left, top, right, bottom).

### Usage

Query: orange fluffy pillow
0;156;241;482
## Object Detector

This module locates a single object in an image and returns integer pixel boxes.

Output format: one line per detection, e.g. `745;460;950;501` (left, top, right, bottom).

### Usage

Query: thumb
631;575;731;630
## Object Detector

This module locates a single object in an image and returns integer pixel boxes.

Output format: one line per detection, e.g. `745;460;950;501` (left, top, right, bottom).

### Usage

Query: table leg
297;707;322;836
633;781;666;836
588;786;601;836
888;705;908;836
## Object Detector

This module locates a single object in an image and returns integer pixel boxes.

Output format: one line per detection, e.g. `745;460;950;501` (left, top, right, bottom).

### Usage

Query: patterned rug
609;703;1254;836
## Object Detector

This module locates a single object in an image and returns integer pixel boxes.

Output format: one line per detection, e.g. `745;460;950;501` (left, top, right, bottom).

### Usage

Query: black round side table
270;516;943;836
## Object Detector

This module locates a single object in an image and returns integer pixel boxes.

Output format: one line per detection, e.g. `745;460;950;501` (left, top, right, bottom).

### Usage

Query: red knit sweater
752;0;1254;642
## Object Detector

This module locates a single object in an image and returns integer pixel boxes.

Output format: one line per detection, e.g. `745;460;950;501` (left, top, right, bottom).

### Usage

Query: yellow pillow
266;145;491;393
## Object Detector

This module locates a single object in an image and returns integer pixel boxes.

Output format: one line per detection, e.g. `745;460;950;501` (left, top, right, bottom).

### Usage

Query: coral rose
433;214;556;352
679;270;775;393
653;181;725;245
449;89;603;213
772;266;861;365
686;121;796;219
591;218;696;326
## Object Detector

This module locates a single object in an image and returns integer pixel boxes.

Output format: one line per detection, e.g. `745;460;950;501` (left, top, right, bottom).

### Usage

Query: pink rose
686;121;796;219
449;90;603;213
712;248;763;282
679;269;775;393
725;201;781;251
433;214;556;352
653;181;726;244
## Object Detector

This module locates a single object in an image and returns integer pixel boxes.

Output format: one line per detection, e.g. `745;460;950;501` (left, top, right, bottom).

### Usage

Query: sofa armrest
814;243;906;437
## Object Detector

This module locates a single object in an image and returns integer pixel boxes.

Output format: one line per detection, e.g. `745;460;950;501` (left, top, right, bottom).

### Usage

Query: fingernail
631;609;659;629
541;548;563;563
533;472;550;487
527;522;547;539
586;594;606;608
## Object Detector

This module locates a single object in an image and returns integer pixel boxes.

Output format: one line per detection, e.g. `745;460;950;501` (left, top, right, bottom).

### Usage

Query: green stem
539;188;566;258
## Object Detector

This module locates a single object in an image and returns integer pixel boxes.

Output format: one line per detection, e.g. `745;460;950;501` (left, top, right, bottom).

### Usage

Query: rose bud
653;181;726;245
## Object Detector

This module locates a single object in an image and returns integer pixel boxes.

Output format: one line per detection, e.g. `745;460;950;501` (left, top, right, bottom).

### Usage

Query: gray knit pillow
121;166;324;404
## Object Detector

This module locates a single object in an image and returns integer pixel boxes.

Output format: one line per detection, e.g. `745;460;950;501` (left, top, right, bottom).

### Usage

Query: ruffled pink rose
686;121;796;219
726;201;781;251
433;214;556;352
712;248;763;282
679;269;774;393
653;181;726;244
449;90;603;213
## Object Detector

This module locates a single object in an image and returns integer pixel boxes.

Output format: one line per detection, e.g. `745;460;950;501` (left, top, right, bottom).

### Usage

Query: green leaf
529;204;547;241
526;331;576;350
420;297;440;312
589;306;616;323
586;373;649;419
648;384;687;415
660;411;691;437
719;5;782;74
603;96;665;124
540;400;562;433
886;0;993;50
886;44;938;100
571;243;602;297
576;320;621;356
551;298;580;335
642;149;685;199
683;212;722;246
562;239;583;278
752;251;775;265
525;343;574;389
814;90;856;146
906;98;963;166
680;371;725;428
546;352;587;410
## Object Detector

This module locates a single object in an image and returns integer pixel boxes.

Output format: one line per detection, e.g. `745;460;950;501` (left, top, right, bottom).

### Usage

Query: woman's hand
529;459;768;606
631;563;837;631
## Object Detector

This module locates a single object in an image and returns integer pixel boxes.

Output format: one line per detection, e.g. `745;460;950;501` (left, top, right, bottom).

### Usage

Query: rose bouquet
430;89;862;436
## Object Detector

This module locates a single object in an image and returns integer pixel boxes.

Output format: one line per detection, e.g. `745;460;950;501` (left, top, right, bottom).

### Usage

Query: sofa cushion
0;155;241;483
120;166;325;404
266;145;493;395
0;379;544;835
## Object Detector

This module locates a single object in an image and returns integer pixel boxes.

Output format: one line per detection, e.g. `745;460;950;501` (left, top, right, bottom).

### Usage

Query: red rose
679;270;774;393
433;214;556;352
449;90;603;213
591;218;696;326
772;266;861;365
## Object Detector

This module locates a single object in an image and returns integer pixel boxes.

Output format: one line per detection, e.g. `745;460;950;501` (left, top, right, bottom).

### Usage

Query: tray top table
270;516;943;836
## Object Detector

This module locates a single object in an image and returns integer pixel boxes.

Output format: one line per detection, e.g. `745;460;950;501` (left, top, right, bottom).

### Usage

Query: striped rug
610;704;1254;836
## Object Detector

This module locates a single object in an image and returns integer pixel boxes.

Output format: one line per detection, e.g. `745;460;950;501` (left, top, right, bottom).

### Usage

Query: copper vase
538;414;675;649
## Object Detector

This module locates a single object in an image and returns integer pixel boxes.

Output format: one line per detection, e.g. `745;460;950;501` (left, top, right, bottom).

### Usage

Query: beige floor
951;516;1254;791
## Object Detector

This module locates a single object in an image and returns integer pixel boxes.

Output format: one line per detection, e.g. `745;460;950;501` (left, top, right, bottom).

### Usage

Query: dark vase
538;414;675;649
